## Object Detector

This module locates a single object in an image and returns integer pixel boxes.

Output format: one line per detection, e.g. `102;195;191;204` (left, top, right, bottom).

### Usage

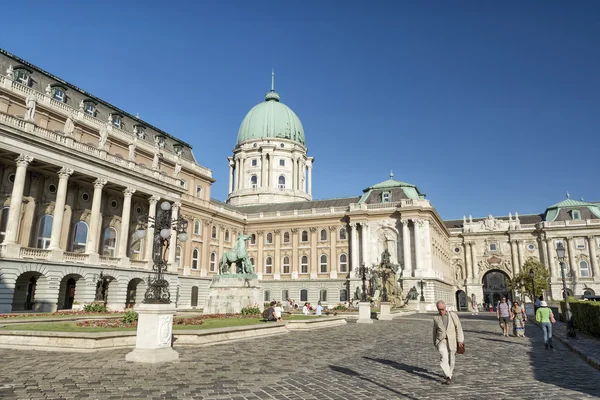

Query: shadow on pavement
328;365;419;400
363;356;443;382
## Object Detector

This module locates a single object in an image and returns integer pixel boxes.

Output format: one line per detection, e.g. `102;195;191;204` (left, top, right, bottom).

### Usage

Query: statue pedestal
125;303;179;364
204;274;263;314
357;302;373;324
379;302;392;320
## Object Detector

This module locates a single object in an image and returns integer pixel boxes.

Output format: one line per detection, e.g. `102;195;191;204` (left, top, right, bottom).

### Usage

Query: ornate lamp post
134;201;188;304
418;280;425;302
356;262;373;324
529;268;536;312
556;242;576;338
358;262;369;302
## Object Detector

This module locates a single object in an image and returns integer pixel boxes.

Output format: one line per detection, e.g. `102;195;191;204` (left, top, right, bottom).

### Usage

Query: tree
507;258;550;300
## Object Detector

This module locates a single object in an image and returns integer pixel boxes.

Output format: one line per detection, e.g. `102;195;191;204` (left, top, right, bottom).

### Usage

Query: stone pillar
144;196;159;263
261;153;267;187
307;163;312;196
510;240;519;276
291;228;299;279
470;242;477;281
566;237;576;276
329;225;337;279
401;219;412;276
201;219;210;277
228;159;234;194
360;222;369;267
217;224;225;271
235;157;241;191
350;222;359;272
167;202;180;270
117;187;136;258
125;303;179;364
310;227;318;279
517;240;525;274
291;156;296;191
3;154;33;245
86;178;107;254
587;236;599;279
464;242;471;281
267;152;273;188
274;230;281;280
413;218;422;274
257;231;264;279
48;167;73;250
543;238;553;278
240;157;246;190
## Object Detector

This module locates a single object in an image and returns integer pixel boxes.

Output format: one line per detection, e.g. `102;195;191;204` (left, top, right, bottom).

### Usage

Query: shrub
83;303;108;313
333;304;348;311
122;311;138;324
241;306;261;316
560;299;600;338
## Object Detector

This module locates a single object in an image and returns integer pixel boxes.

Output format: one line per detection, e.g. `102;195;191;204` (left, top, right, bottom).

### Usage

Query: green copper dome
237;90;305;146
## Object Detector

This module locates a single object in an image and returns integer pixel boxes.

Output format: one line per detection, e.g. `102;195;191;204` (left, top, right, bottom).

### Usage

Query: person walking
511;301;527;337
471;296;479;316
535;301;555;350
432;300;465;385
497;297;511;337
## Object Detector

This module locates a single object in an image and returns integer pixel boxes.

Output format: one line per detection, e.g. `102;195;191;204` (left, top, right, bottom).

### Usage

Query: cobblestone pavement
1;313;599;400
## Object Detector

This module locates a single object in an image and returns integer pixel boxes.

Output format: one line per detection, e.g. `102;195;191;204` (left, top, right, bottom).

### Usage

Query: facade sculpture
63;112;75;136
98;125;109;148
24;93;36;121
128;136;137;161
218;234;254;274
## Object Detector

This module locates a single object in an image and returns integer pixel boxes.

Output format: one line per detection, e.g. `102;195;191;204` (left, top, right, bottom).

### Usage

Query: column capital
15;154;34;167
273;229;281;235
148;195;160;205
329;225;337;232
93;178;107;189
123;187;136;197
566;236;574;241
359;222;368;228
400;219;410;225
172;201;182;210
309;227;317;233
58;167;74;179
291;228;298;234
411;218;424;226
587;235;596;241
256;230;264;236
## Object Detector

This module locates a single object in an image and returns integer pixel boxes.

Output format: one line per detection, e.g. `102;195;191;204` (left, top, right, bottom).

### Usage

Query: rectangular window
279;159;285;166
85;103;95;116
382;192;391;203
572;210;581;220
251;159;257;167
575;238;586;249
16;70;29;85
112;116;122;128
53;89;65;102
489;243;497;252
196;185;202;198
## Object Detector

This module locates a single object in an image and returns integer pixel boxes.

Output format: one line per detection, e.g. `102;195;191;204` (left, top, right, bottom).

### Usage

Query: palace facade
0;48;598;313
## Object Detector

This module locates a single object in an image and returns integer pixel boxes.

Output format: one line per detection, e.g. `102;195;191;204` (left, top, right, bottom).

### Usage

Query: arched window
265;256;273;274
71;221;88;253
319;289;327;302
339;227;347;240
175;246;182;268
579;260;590;277
301;255;309;274
283;231;290;243
210;252;216;272
193;220;201;235
278;175;286;190
281;289;289;302
102;227;118;257
211;225;217;239
225;230;230;242
191;286;199;307
320;229;327;241
192;248;199;269
250;175;258;188
250;257;255;268
196;185;203;198
36;215;53;249
301;230;308;242
250;234;256;245
266;233;273;244
0;207;9;243
282;256;290;274
130;232;143;260
584;289;596;297
339;253;348;273
264;290;271;302
300;289;308;302
320;254;328;273
339;289;348;302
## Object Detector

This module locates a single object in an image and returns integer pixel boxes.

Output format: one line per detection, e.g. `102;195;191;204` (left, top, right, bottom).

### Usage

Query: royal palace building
0;48;599;313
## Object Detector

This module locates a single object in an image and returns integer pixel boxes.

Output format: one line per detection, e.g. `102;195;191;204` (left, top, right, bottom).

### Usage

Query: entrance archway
455;290;467;311
57;274;84;310
125;278;145;309
482;270;511;311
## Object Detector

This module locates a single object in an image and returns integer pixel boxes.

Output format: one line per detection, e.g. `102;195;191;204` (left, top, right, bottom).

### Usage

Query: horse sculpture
219;234;254;275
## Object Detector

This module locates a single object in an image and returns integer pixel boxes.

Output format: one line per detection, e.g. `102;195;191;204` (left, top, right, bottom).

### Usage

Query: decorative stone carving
93;178;107;189
45;84;52;96
63;112;75;136
24;93;37;121
98;125;109;149
291;228;298;234
329;225;337;231
79;100;85;111
128;136;138;161
152;151;162;170
15;154;34;167
6;65;14;80
58;168;74;179
173;161;182;178
480;215;502;231
309;227;317;233
158;315;173;347
478;257;511;274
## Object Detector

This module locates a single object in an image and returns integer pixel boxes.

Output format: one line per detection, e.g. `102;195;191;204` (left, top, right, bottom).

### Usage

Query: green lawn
0;313;125;321
0;314;322;332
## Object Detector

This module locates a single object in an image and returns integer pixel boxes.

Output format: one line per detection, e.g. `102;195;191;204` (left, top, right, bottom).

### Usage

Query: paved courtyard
0;313;599;400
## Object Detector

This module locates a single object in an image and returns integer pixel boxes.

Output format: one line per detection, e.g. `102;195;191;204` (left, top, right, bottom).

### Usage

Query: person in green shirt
535;301;555;350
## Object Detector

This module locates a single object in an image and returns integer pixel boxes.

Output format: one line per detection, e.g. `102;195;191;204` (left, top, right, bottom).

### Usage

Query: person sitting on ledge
264;301;277;322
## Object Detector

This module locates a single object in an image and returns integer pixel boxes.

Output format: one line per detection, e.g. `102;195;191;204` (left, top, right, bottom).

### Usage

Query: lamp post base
125;303;179;364
379;302;392;320
357;302;373;323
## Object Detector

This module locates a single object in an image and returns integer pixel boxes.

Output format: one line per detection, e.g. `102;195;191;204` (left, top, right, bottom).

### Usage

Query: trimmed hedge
560;300;600;338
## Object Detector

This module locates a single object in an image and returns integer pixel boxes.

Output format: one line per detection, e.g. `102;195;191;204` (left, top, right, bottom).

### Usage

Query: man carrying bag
432;300;465;385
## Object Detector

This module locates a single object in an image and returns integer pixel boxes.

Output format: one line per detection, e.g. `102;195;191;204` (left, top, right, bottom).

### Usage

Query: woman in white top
274;302;283;321
302;302;310;315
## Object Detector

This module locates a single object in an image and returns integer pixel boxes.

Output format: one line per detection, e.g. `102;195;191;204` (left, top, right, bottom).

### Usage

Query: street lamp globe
556;242;565;260
160;201;171;211
135;229;146;239
178;232;188;242
160;228;171;239
529;269;534;279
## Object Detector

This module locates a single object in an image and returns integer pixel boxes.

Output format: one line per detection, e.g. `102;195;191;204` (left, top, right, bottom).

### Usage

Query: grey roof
211;197;361;214
443;214;544;229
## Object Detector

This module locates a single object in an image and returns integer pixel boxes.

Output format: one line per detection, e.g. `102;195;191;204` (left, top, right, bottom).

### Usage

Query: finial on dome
265;69;280;102
271;69;275;91
390;170;394;179
581;196;584;201
566;191;570;199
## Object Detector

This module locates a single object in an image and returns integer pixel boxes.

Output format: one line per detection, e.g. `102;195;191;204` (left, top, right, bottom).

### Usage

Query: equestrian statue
219;234;254;275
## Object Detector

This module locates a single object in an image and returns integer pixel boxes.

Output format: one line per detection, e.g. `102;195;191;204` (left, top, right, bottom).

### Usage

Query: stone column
144;196;159;263
360;222;369;267
543;238;553;278
257;231;264;279
412;218;422;274
3;154;33;245
228;159;234;194
217;224;225;270
235;157;241;191
350;222;359;271
517;240;525;274
401;219;412;276
261;153;267;187
117;187;136;258
470;242;477;281
566;237;576;276
291;228;299;279
291;156;296;191
201;219;210;277
464;242;471;281
86;178;107;254
274;230;281;280
240;157;246;190
587;236;599;278
48;167;73;250
510;240;519;276
309;227;318;279
307;162;312;196
268;152;274;188
167;202;180;270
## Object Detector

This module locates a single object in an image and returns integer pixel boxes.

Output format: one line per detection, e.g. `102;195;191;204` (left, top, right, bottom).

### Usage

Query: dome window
279;159;285;167
381;192;391;203
278;175;286;190
251;159;258;167
489;243;497;252
250;175;258;189
14;66;32;86
570;210;581;220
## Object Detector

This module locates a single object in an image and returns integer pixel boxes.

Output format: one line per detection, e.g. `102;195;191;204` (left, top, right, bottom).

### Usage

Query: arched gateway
481;269;512;311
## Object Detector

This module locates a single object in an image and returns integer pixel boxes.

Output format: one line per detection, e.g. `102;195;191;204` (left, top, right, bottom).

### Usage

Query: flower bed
0;311;123;319
74;312;262;329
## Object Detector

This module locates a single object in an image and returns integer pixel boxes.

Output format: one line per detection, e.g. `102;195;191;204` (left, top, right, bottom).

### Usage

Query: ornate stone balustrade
130;260;149;269
99;256;120;266
64;252;90;263
20;247;50;259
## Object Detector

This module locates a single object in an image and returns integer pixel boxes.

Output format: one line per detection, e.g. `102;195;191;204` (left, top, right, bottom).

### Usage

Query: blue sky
2;1;599;219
